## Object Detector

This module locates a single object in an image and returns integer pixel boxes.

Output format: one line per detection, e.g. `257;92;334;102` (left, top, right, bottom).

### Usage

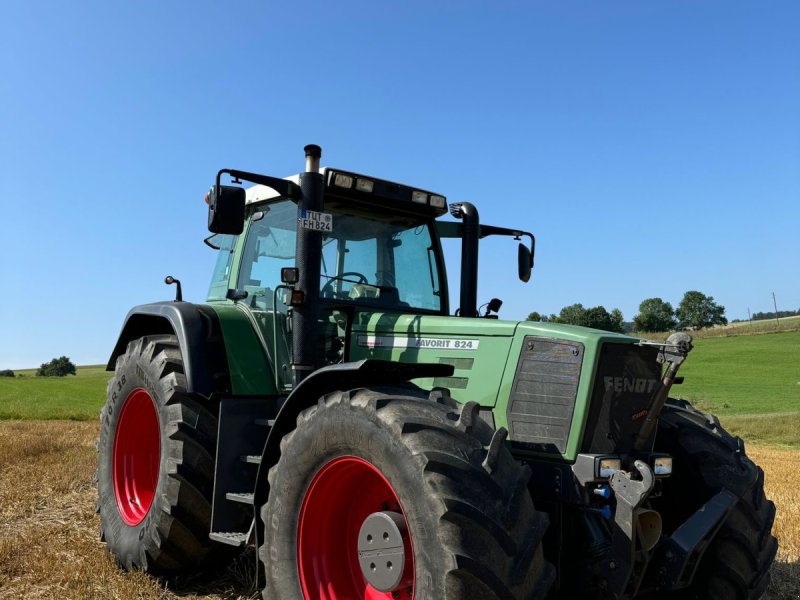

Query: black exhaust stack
292;144;324;386
449;202;480;318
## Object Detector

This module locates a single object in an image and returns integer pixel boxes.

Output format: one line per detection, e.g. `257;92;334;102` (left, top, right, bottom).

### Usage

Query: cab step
209;531;249;547
211;397;278;539
226;492;254;505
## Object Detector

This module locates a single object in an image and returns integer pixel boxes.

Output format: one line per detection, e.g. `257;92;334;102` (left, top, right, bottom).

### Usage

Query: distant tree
36;356;77;377
633;298;677;332
610;309;625;334
583;306;625;333
550;303;625;333
676;291;727;329
557;303;587;326
526;311;549;322
0;369;15;377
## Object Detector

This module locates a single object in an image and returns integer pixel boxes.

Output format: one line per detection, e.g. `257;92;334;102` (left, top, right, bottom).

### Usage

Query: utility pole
772;292;780;326
747;307;752;329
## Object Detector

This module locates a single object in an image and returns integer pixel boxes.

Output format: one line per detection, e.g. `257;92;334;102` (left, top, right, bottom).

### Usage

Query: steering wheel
321;272;369;298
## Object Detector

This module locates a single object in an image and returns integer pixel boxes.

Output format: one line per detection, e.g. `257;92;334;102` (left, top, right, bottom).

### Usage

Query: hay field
0;421;256;600
0;420;797;599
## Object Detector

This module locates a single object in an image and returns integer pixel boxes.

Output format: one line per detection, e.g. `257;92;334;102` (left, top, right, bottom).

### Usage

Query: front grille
581;342;661;454
506;336;584;453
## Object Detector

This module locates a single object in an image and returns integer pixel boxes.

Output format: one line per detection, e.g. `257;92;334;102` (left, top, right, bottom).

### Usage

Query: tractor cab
205;147;534;390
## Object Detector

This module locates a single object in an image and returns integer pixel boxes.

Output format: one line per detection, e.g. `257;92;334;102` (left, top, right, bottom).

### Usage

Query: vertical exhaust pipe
449;202;480;318
305;144;321;173
292;144;324;387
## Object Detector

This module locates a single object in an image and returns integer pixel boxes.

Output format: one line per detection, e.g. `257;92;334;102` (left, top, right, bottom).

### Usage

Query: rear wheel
653;399;777;599
96;335;232;574
259;386;554;600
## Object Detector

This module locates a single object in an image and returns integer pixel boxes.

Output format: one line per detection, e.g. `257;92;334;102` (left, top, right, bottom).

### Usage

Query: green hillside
0;365;107;420
673;331;800;447
676;331;800;415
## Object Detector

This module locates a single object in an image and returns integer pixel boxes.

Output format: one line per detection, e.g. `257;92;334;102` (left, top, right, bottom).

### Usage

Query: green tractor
97;145;776;599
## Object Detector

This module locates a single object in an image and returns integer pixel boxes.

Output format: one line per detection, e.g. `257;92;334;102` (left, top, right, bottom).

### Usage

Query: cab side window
236;200;297;310
206;234;238;301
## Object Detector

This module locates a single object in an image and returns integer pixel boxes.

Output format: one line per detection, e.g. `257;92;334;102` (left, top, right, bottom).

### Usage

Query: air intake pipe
449;202;479;318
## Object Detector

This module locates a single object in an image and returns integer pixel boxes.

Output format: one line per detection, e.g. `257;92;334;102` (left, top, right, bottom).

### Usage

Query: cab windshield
235;199;443;313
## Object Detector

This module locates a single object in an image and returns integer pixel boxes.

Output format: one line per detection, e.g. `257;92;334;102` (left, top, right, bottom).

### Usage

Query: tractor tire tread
96;334;236;575
654;399;777;600
260;384;554;599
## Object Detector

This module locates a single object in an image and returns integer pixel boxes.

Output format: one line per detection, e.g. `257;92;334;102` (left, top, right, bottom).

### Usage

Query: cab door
234;200;298;392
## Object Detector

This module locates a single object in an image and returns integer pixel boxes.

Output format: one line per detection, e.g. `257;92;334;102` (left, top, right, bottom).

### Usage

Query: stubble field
0;419;798;599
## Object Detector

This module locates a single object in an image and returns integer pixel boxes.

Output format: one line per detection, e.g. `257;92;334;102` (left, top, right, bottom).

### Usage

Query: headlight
598;458;622;479
411;190;428;204
653;456;673;476
430;195;446;209
334;173;354;188
355;178;374;192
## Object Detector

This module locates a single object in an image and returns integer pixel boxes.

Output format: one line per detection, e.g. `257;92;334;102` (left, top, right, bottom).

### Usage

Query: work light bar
324;169;448;217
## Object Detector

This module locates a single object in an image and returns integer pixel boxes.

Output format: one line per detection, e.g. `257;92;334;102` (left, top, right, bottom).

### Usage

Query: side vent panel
507;336;584;453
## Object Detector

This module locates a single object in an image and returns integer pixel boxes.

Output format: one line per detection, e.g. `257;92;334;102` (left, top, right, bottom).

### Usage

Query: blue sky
1;1;798;369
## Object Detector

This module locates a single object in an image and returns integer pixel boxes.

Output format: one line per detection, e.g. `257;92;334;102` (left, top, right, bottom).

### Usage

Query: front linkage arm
633;332;693;451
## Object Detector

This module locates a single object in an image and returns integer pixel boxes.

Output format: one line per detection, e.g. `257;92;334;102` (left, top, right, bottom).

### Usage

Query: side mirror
207;185;245;234
518;243;533;282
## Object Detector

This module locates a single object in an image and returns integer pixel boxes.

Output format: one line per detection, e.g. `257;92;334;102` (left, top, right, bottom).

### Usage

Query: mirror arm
478;225;535;267
216;169;302;199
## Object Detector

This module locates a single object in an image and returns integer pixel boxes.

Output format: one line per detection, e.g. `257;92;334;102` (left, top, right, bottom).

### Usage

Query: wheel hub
296;456;414;599
357;511;409;592
112;388;160;526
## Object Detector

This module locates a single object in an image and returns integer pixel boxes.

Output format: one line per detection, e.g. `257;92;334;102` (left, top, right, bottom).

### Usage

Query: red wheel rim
112;388;160;526
297;456;414;600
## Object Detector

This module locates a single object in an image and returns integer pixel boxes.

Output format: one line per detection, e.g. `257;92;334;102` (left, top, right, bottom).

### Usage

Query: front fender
107;302;230;396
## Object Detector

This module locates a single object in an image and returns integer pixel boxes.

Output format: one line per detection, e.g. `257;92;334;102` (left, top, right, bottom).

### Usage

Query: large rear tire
653;399;777;599
259;386;555;600
96;335;232;574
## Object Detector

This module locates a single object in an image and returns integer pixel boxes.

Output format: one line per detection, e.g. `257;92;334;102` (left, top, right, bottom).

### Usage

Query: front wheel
96;335;232;574
653;399;778;599
259;386;554;599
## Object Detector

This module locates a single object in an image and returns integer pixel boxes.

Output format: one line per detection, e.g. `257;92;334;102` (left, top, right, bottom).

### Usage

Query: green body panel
349;312;518;406
207;303;276;396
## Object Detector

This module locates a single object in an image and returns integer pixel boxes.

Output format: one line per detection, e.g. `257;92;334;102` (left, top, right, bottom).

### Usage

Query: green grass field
2;330;798;445
674;330;800;447
0;365;107;420
676;331;800;415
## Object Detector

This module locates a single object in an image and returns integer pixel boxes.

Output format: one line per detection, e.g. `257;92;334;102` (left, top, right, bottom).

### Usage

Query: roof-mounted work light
324;169;448;217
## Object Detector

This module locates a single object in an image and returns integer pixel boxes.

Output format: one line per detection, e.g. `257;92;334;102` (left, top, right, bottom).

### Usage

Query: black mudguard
106;301;231;396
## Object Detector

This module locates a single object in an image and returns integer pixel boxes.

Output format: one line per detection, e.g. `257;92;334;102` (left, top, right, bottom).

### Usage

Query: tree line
528;290;727;334
0;356;77;378
736;308;800;323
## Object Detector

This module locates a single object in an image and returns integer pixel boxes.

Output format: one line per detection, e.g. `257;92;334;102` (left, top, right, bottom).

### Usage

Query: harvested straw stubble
0;420;797;599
